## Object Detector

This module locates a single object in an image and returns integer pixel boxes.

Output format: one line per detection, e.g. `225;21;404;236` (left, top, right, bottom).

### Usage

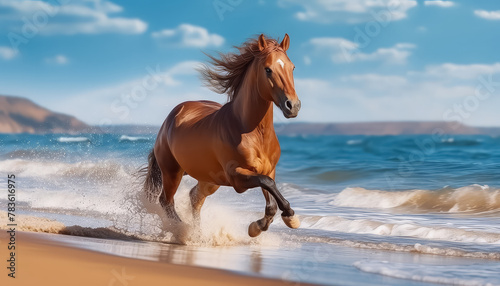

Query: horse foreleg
248;190;278;237
189;181;219;224
231;167;300;232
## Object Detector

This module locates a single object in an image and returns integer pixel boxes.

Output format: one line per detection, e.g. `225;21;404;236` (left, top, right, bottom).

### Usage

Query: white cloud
308;37;415;64
303;55;311;65
294;63;500;126
416;26;427;33
45;54;68;65
0;0;147;35
0;46;17;60
44;61;500;127
152;24;224;48
474;10;500;20
278;0;417;23
161;61;203;86
339;74;408;88
424;1;455;8
48;61;215;125
412;63;500;80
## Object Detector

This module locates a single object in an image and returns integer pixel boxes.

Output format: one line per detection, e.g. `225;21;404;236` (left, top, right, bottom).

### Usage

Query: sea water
1;133;500;285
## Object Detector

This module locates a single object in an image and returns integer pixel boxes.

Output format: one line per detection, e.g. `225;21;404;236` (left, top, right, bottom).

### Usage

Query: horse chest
251;152;273;175
239;134;280;176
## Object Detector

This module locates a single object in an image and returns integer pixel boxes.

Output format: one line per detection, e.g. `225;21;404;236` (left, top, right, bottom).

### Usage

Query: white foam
354;260;500;286
20;186;130;215
119;135;150;142
300;216;500;244
105;177;287;247
346;139;363;145
333;187;416;209
57;136;90;143
0;159;131;182
331;185;500;213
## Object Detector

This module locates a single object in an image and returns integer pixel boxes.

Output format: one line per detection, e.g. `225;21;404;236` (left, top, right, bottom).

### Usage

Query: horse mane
199;35;284;102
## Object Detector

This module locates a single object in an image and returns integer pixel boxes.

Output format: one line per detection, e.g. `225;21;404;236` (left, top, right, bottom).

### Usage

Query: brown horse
142;34;301;237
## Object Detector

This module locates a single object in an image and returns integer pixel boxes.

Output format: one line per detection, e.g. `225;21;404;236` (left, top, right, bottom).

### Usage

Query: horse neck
231;64;274;133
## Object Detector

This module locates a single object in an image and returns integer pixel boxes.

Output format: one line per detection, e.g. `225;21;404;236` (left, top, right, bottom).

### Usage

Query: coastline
0;231;311;286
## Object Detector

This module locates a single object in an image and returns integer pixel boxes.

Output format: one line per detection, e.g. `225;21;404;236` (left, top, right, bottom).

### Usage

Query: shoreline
2;211;500;286
0;231;313;286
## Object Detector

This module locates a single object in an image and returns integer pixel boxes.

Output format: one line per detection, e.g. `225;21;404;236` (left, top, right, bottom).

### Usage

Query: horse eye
265;67;272;74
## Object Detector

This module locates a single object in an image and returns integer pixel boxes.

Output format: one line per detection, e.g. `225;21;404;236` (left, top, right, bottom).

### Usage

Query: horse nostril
285;100;293;111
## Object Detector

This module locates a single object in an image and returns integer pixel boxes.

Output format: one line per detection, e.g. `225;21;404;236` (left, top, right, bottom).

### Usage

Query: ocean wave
440;137;483;146
56;136;90;143
0;159;133;182
293;233;500;260
119;135;151;142
346;139;363;145
331;185;500;213
354;260;500;286
299;215;500;244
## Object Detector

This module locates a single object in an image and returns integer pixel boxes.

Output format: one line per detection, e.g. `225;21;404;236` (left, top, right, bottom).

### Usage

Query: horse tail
139;149;163;202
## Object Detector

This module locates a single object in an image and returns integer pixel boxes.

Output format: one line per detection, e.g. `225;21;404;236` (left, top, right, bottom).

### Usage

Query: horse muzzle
280;97;301;118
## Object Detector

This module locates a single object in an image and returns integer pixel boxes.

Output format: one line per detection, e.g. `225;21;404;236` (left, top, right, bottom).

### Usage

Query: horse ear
280;34;290;51
258;34;267;51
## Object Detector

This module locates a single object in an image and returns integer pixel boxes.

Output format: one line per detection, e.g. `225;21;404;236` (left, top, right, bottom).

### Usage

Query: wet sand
0;231;307;286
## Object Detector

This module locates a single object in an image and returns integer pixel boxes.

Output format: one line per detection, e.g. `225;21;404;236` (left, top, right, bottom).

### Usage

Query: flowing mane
199;35;284;102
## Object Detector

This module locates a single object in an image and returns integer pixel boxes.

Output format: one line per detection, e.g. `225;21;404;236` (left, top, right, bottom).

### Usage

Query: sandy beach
0;230;306;286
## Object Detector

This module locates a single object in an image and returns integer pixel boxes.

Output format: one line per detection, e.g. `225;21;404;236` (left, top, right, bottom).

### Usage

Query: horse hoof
282;215;300;229
248;221;262;237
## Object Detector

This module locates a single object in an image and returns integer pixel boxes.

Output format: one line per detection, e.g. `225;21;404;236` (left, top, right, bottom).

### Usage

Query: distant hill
96;122;500;136
0;95;89;134
2;94;499;136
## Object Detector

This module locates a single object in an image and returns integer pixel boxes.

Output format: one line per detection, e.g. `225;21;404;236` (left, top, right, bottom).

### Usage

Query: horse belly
168;123;230;185
174;141;224;182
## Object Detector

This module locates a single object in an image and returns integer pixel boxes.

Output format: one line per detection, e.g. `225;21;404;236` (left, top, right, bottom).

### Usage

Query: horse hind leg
158;170;184;222
189;181;219;224
155;146;184;222
248;189;278;237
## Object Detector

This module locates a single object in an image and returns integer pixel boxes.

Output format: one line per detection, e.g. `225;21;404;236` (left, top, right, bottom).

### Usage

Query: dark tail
139;149;163;202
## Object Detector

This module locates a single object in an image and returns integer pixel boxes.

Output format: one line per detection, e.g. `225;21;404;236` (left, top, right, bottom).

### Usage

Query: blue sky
1;0;499;126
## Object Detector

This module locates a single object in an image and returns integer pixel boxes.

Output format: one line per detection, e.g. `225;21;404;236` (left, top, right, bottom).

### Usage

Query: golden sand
0;231;301;286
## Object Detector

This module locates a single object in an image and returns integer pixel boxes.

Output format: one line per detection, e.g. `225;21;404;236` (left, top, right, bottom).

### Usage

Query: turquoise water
3;133;499;190
1;133;500;285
